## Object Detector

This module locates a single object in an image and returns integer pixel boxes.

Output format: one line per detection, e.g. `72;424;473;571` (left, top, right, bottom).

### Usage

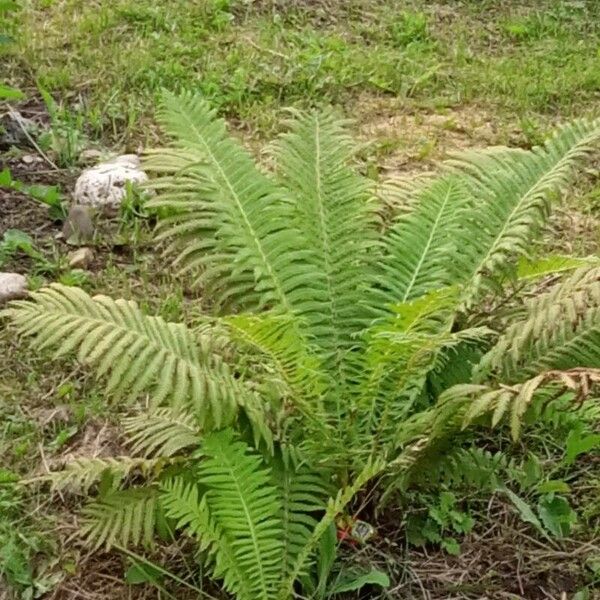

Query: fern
80;488;160;551
161;432;334;600
476;266;600;382
223;313;328;405
271;452;332;580
43;456;174;493
145;91;305;312
278;457;385;600
447;119;600;303
272;110;377;364
122;409;201;458
7;94;600;600
370;177;474;309
418;446;510;490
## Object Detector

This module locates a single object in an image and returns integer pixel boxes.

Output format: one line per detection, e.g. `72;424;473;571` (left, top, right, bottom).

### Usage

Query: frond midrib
401;183;454;302
218;450;271;600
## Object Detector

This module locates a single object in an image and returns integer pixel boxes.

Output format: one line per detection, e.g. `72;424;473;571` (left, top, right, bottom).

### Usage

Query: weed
38;89;89;168
0;167;67;220
388;11;431;48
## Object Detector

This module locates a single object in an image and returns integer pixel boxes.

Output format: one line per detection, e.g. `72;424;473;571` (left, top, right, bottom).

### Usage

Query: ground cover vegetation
2;2;600;599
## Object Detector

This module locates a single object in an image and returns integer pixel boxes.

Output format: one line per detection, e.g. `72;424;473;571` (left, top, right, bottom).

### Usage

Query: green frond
428;446;509;490
161;477;249;598
123;408;201;457
145;90;308;312
447;118;600;303
272;110;377;362
278;457;385;600
6;284;258;431
516;254;600;282
357;289;462;431
196;430;284;600
80;487;159;551
383;381;492;496
476;266;600;382
271;453;331;580
370;177;474;309
43;456;173;493
223;312;329;407
427;337;488;397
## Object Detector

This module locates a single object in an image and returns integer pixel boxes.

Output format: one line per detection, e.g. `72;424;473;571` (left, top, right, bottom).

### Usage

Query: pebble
0;272;28;303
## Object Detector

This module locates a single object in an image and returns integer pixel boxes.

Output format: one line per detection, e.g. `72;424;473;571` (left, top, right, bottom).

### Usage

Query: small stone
0;111;38;150
21;154;43;165
68;247;94;269
0;272;27;303
62;204;95;245
73;154;148;212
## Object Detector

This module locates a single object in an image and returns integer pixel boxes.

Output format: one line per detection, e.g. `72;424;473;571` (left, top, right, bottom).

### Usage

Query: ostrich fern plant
6;92;600;598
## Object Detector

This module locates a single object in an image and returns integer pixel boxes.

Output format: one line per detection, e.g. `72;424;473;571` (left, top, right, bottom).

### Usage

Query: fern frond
278;457;385;600
370;177;474;309
476;266;600;382
447;119;600;303
145;90;308;312
357;289;463;430
273;110;377;362
80;487;159;551
461;368;600;440
271;453;331;580
433;446;509;489
161;477;250;598
516;254;600;282
223;312;329;408
42;456;174;493
122;409;201;457
6;285;257;431
197;430;283;600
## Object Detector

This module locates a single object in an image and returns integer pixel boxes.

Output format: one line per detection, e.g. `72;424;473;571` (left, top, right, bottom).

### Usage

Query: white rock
68;247;94;269
73;154;147;212
0;272;27;303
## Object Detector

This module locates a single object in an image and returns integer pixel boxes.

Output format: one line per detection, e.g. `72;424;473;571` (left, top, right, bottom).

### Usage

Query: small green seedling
0;167;67;220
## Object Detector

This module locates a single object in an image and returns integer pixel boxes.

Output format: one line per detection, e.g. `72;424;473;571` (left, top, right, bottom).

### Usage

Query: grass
1;1;600;598
4;0;600;146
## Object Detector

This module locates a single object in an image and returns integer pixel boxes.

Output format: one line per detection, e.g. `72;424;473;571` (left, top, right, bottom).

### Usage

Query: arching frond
80;487;159;551
6;285;260;432
271;453;331;580
461;368;600;440
278;457;385;600
357;288;461;428
476;267;600;382
272;110;377;362
447;119;600;303
145;91;308;312
161;477;249;598
223;312;329;408
423;446;510;490
516;254;600;282
122;409;201;458
198;430;283;600
41;456;173;493
370;177;474;309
